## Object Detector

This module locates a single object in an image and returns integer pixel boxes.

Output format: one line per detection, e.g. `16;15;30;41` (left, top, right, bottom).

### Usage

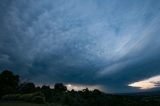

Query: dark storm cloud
0;0;160;92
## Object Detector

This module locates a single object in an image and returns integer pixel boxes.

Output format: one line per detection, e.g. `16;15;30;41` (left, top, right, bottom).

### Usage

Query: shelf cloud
0;0;160;93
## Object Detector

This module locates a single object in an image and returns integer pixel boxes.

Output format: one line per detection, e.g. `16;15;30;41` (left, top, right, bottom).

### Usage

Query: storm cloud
0;0;160;93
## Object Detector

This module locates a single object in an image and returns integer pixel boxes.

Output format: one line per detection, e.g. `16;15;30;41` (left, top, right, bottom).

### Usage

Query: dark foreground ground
0;102;67;106
1;94;160;106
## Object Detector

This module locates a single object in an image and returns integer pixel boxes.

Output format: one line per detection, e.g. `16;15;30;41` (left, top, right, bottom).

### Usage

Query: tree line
0;70;103;105
0;70;160;106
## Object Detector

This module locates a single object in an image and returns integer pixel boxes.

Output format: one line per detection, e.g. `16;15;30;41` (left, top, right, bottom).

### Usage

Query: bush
2;94;21;101
2;92;46;104
31;95;46;104
19;93;34;102
19;92;46;103
18;82;36;94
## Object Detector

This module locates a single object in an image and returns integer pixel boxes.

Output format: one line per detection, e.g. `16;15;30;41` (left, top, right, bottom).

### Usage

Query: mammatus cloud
0;0;160;93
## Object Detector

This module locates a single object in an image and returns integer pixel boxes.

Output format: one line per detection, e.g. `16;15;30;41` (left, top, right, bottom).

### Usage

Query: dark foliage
54;83;67;92
0;70;160;106
41;85;52;102
0;70;19;98
18;82;36;94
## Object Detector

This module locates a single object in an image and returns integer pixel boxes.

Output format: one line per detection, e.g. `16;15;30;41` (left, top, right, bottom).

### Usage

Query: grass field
0;102;66;106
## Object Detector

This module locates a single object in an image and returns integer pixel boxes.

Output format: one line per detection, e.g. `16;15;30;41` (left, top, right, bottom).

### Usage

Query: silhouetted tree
18;82;36;94
54;83;67;92
82;88;90;98
93;89;102;96
0;70;19;97
41;85;52;102
35;86;41;91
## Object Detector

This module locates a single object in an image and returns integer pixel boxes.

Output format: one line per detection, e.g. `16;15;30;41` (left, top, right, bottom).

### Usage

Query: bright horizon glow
66;84;104;91
36;83;105;91
128;75;160;90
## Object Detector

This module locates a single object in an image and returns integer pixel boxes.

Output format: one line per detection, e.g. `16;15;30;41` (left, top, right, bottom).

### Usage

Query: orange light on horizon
66;84;104;91
128;75;160;90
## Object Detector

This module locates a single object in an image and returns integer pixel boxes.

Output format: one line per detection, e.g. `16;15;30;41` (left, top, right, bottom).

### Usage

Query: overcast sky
0;0;160;93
